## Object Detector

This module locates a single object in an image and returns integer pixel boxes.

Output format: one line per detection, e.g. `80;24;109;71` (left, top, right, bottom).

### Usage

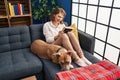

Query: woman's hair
50;8;66;24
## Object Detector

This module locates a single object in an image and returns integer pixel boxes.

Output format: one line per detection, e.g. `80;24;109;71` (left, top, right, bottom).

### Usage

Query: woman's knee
60;33;69;40
67;31;74;36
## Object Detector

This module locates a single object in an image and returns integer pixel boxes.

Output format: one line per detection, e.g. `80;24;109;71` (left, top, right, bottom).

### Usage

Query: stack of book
8;2;24;16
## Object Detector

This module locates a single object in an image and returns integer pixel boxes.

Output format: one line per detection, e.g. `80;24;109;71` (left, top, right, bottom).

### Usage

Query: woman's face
54;12;64;24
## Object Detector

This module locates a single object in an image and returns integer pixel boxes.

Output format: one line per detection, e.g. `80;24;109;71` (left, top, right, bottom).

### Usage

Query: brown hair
50;8;66;24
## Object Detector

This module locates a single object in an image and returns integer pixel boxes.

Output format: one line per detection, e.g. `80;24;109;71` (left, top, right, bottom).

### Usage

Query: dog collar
56;47;63;52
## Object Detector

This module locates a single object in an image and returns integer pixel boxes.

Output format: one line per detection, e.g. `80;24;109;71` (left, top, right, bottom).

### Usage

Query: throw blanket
56;60;120;80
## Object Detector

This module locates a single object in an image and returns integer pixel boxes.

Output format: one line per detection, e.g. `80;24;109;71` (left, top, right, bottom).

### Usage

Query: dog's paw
75;59;88;66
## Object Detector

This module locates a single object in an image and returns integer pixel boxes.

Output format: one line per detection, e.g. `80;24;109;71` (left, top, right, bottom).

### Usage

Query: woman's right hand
54;30;64;40
54;35;59;41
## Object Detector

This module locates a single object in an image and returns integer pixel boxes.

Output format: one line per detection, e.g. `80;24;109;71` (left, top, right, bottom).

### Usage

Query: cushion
0;26;43;80
30;24;46;42
56;60;120;80
0;48;43;80
70;23;79;40
40;49;100;80
0;26;31;53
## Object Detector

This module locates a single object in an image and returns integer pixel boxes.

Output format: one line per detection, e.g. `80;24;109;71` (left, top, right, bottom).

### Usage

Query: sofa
0;23;100;80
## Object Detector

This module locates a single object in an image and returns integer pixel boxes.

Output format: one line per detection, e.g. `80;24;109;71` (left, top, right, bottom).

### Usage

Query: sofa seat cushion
83;49;100;63
40;50;100;80
0;48;43;80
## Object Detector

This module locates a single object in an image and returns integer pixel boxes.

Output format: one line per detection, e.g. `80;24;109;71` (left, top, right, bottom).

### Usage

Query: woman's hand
59;30;64;34
54;35;59;41
54;30;64;40
58;30;64;37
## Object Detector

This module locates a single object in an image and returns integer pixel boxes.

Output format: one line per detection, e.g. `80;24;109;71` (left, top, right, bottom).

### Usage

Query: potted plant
31;0;62;23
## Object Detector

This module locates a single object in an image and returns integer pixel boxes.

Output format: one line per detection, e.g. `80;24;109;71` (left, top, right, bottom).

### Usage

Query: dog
31;40;74;71
31;40;92;70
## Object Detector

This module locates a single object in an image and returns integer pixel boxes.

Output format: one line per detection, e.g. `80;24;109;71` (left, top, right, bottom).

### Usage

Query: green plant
31;0;62;23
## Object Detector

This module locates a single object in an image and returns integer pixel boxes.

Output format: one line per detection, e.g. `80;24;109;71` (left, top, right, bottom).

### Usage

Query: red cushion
56;60;120;80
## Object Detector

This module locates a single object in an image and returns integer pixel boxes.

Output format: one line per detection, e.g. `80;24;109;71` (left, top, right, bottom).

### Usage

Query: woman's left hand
59;30;64;34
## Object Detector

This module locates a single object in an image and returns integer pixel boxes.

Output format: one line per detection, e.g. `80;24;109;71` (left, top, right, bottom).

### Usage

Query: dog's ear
53;52;61;58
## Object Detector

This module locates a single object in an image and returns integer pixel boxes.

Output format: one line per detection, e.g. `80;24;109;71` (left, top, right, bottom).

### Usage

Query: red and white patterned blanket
56;60;120;80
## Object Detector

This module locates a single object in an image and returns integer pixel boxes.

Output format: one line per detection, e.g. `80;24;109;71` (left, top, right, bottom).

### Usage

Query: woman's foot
75;59;88;66
82;57;92;65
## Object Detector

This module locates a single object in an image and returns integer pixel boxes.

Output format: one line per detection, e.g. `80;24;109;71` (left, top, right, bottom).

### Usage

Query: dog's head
53;50;73;71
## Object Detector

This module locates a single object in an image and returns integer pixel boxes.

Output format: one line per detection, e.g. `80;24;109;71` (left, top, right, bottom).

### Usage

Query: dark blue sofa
0;24;100;80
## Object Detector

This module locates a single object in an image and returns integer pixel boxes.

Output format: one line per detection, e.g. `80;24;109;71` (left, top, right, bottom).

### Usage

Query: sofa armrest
78;30;95;54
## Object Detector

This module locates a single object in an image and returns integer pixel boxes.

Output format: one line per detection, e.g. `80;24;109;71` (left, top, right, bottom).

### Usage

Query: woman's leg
53;33;79;61
67;31;92;64
67;31;84;58
53;33;88;66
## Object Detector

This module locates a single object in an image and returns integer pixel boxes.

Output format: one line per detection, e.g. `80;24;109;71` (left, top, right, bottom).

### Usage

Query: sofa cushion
0;48;43;80
41;50;100;80
70;23;79;40
0;26;31;53
83;49;100;63
30;24;45;42
0;26;43;80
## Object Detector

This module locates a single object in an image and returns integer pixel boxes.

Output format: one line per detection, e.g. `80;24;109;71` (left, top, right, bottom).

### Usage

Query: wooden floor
21;75;36;80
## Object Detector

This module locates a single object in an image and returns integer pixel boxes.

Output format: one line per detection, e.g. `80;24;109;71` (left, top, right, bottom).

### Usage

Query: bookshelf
0;0;32;28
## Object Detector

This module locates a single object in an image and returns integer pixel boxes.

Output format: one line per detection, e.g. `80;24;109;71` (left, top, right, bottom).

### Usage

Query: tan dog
31;40;74;71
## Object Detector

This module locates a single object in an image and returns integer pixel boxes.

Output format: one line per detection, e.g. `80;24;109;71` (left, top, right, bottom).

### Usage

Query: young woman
43;8;92;66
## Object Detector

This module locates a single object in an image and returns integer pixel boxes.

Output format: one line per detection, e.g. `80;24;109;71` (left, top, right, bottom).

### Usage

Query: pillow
70;23;79;40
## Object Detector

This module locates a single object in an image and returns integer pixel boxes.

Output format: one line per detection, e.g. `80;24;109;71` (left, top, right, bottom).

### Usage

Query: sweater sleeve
43;23;55;43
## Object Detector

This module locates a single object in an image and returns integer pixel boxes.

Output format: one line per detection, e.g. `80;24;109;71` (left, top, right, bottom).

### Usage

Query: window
71;0;120;65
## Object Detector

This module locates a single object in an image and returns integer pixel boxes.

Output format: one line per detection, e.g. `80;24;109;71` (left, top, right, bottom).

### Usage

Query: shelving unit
0;0;32;28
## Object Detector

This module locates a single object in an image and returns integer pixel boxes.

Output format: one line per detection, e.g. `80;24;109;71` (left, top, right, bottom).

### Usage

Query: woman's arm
54;30;64;40
43;23;55;43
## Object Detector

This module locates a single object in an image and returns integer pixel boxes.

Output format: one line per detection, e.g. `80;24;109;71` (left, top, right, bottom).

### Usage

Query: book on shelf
22;4;24;14
17;3;21;15
11;5;15;16
8;2;25;16
20;4;24;15
13;5;18;15
18;3;24;15
8;2;13;16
